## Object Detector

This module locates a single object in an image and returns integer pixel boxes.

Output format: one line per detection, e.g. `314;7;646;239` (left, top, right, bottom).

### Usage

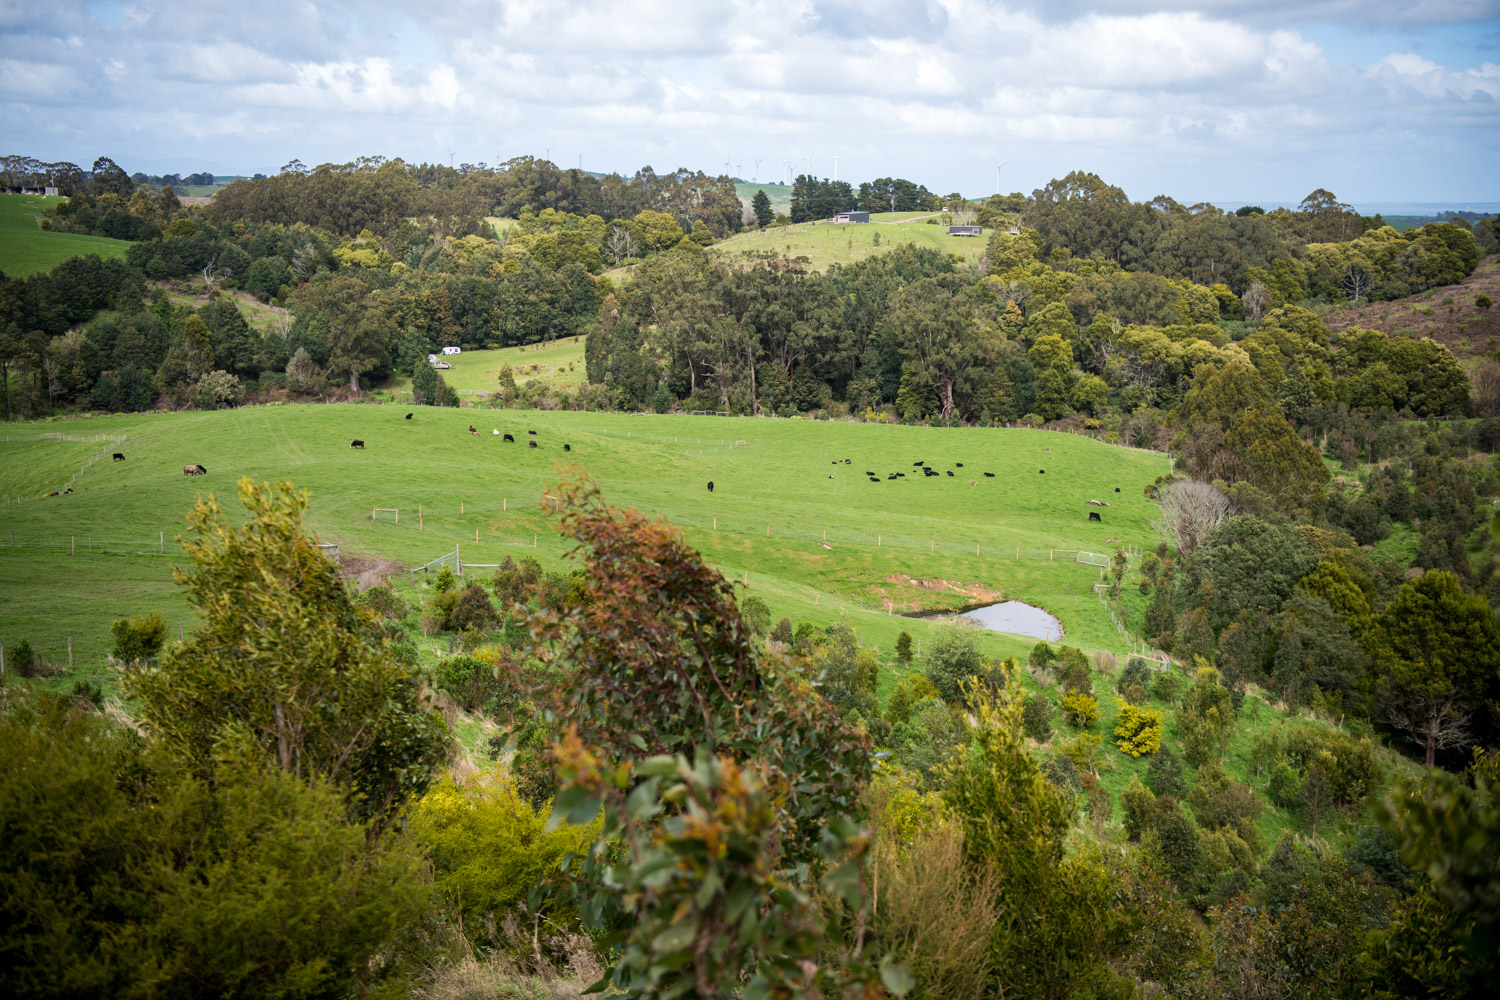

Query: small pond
960;601;1064;641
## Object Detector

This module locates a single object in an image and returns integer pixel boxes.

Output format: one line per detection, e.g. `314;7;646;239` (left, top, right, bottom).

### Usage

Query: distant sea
1217;201;1500;217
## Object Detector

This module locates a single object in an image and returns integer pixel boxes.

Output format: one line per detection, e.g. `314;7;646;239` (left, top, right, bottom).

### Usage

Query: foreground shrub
412;773;596;925
0;697;430;1000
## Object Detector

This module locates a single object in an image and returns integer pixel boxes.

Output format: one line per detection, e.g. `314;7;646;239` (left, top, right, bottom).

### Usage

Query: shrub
356;586;409;622
886;673;940;726
1268;759;1302;807
110;611;168;663
492;555;542;606
896;630;913;665
1028;641;1056;673
1178;665;1234;766
412;773;598;925
1121;776;1154;840
1151;668;1185;703
1059;731;1105;775
448;584;497;634
769;617;793;644
1056;645;1092;694
1283;724;1381;806
1186;763;1262;845
434;565;457;593
1474;295;1491;309
1117;657;1152;704
740;594;771;635
432;653;495;711
1060;690;1100;728
1022;692;1053;741
1114;702;1163;757
10;638;59;678
1146;746;1186;798
925;627;982;703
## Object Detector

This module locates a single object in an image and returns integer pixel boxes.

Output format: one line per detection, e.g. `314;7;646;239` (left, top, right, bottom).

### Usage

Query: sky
3;1;1499;207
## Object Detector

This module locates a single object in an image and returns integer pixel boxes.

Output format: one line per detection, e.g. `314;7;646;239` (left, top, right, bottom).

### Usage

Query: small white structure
441;346;462;355
426;354;451;369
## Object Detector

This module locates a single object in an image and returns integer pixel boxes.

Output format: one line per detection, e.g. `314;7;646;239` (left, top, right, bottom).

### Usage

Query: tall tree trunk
348;369;360;394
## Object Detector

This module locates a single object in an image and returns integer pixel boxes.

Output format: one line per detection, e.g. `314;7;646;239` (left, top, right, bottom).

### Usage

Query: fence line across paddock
1;432;131;501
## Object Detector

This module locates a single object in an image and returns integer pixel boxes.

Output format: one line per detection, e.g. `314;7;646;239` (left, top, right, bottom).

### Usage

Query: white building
441;346;462;355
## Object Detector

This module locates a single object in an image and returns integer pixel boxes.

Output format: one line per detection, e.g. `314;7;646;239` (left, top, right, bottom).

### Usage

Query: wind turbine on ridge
752;157;762;182
994;160;1009;196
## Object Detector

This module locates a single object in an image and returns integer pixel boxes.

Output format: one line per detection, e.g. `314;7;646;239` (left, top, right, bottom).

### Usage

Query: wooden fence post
71;535;75;556
67;637;72;668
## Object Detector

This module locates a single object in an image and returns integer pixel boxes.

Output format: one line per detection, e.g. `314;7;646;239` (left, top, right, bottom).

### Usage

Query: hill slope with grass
1326;256;1500;366
710;212;988;271
0;194;132;277
0;407;1166;683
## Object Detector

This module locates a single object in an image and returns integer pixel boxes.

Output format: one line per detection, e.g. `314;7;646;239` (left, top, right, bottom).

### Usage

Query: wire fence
0;529;186;558
2;431;130;502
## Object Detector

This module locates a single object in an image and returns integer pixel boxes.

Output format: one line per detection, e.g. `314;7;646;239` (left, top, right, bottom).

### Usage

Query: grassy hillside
734;182;794;217
0;407;1166;685
384;340;588;397
1326;256;1500;367
712;213;988;271
0;194;132;277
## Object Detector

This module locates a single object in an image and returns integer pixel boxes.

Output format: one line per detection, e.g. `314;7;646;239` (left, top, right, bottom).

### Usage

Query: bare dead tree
201;254;226;293
605;225;639;266
1154;479;1232;553
1340;261;1374;302
1387;690;1471;768
1241;281;1271;322
290;241;320;282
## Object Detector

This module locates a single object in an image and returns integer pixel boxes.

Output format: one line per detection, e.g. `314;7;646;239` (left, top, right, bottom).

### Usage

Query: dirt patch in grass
339;554;405;591
881;574;1004;612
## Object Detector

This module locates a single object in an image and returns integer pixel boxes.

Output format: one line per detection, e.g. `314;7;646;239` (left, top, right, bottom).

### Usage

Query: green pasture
0;406;1165;685
734;183;794;217
712;215;987;271
385;340;588;397
0;194;132;277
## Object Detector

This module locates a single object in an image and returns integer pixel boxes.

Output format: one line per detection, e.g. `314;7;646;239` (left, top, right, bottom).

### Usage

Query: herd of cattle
44;416;1122;527
342;417;573;454
704;458;1125;523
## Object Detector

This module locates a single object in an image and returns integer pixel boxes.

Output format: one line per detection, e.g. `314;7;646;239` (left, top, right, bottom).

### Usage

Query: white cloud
0;0;1494;200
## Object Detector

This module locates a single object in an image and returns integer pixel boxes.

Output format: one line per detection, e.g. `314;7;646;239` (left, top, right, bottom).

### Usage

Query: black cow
1089;511;1102;522
707;481;714;492
868;477;880;483
844;459;851;465
831;461;838;465
503;433;514;442
955;462;963;467
1114;487;1121;492
527;430;537;436
946;470;954;476
63;487;72;494
1039;469;1045;474
983;472;995;477
351;439;365;449
914;461;924;467
563;443;571;452
112;453;124;461
528;439;537;448
405;413;413;420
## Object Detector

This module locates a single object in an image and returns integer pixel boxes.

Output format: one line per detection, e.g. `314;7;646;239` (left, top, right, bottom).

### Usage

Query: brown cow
183;465;207;475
